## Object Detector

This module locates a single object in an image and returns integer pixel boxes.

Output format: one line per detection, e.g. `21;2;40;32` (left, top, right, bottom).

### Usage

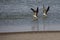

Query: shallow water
0;0;60;32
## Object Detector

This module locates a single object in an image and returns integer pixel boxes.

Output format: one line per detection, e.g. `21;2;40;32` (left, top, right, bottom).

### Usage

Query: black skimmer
31;7;39;20
43;4;50;16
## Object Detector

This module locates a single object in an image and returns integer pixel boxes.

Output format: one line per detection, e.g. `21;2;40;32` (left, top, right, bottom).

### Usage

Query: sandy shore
0;31;60;40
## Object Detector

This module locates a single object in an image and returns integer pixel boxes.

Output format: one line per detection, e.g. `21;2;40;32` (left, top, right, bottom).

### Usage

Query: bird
43;4;50;16
31;7;39;20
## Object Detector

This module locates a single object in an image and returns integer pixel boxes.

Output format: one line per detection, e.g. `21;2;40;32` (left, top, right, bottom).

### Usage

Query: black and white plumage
43;5;50;16
31;7;39;20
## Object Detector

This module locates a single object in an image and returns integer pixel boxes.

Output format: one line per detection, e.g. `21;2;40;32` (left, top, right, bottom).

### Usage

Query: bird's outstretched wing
36;7;39;13
36;7;39;16
31;8;35;12
43;4;46;12
46;6;50;13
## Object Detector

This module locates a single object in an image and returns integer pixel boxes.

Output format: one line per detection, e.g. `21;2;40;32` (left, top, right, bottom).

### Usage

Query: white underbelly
33;15;37;17
33;15;38;20
43;13;47;16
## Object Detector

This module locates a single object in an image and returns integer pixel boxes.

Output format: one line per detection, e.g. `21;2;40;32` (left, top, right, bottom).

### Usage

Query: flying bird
31;7;39;20
43;4;50;16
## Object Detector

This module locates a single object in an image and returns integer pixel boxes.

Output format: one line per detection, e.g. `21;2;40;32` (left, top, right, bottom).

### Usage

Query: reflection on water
32;19;39;31
42;16;48;31
0;13;60;32
0;0;60;32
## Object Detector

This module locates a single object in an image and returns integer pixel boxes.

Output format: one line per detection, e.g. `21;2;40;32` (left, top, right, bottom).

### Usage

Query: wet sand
0;31;60;40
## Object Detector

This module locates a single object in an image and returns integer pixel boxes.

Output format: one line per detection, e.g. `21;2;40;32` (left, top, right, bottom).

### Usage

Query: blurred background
0;0;60;32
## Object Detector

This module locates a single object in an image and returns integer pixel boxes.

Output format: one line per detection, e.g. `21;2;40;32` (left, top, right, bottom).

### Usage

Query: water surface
0;0;60;32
